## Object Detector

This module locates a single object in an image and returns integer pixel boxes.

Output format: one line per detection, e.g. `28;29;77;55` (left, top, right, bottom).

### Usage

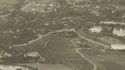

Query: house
99;21;125;36
24;52;40;57
0;65;35;70
70;38;81;44
111;44;125;50
100;21;125;26
98;37;125;50
89;26;102;33
68;0;104;3
24;51;45;62
0;51;12;59
113;28;125;36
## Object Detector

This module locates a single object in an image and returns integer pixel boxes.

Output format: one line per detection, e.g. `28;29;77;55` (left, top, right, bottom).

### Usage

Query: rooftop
100;21;125;25
0;64;35;70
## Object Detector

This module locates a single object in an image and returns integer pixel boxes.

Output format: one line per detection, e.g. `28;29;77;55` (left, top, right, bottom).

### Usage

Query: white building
0;65;34;70
111;44;125;50
89;26;102;33
24;52;40;57
100;21;125;25
113;28;125;37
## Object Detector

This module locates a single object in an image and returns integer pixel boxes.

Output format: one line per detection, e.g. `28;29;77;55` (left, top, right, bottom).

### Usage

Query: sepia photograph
0;0;125;70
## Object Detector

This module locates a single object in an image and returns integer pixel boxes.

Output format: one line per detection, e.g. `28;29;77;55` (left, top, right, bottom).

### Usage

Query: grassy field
16;33;93;70
81;48;125;70
37;34;93;70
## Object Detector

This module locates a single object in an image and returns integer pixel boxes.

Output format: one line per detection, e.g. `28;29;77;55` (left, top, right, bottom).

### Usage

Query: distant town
0;0;125;70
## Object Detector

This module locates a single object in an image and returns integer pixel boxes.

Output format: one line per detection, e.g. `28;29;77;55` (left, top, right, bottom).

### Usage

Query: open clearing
38;34;93;70
80;48;125;70
16;32;93;70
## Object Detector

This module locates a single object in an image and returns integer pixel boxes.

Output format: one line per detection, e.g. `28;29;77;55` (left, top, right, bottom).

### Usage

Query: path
13;28;75;47
75;48;97;70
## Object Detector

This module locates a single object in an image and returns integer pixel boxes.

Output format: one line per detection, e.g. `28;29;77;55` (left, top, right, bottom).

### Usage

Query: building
24;52;40;57
113;28;125;36
99;21;125;36
68;0;110;4
89;26;102;33
0;64;35;70
70;38;81;44
89;25;125;37
100;21;125;26
98;36;125;50
111;44;125;50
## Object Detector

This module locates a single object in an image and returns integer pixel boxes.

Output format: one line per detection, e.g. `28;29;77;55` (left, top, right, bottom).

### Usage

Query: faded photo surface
0;0;125;70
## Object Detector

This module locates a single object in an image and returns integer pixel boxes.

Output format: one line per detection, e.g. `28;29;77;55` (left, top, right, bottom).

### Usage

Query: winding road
13;28;75;47
74;32;125;70
75;48;97;70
